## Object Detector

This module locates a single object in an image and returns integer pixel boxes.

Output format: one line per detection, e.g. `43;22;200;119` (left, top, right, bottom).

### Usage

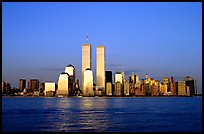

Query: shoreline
1;95;202;98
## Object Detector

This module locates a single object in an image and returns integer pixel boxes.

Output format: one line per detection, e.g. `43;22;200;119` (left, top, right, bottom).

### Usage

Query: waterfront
2;96;202;132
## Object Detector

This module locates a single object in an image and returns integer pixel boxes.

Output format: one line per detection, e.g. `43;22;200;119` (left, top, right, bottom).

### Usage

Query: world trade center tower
96;46;105;93
82;44;92;92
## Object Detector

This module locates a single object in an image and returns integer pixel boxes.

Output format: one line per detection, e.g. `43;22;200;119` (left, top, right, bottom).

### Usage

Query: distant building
82;44;92;92
114;82;122;96
2;81;6;94
115;72;123;83
163;77;170;92
170;76;176;95
65;64;75;96
105;71;112;84
184;76;197;96
176;81;186;96
83;68;94;96
18;79;26;91
124;80;129;96
44;82;57;97
39;82;45;95
57;72;69;97
161;84;167;95
28;79;39;92
106;82;112;96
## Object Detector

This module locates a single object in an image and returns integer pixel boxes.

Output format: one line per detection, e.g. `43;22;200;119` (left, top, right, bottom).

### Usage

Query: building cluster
1;39;197;97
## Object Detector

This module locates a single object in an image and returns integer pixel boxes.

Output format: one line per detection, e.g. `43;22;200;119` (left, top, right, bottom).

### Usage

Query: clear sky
2;2;202;94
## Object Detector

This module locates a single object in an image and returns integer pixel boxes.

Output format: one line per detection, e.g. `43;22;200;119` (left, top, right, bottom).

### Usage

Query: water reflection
79;97;109;131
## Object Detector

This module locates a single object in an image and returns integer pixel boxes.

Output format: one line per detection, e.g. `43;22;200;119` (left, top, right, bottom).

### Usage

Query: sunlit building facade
96;46;105;90
44;82;56;97
82;44;92;92
124;80;129;96
57;72;69;97
65;64;76;96
106;82;112;96
83;68;94;96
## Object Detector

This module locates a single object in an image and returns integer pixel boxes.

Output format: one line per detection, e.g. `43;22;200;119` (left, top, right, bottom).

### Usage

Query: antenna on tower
86;33;88;43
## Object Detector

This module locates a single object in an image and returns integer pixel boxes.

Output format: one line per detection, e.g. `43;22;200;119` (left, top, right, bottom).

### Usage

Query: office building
115;72;123;83
82;44;92;92
2;81;6;94
83;68;94;96
161;84;167;95
170;76;176;95
184;76;197;96
65;64;75;96
176;81;186;96
106;82;112;96
114;81;122;96
163;77;170;92
57;72;69;97
96;46;105;90
28;79;39;92
124;80;129;96
105;71;112;84
44;82;56;97
18;79;26;91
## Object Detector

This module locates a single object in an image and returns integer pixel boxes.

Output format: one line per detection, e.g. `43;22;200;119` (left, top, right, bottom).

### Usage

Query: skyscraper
82;44;92;92
57;72;69;97
83;68;94;96
96;46;105;90
28;79;39;92
65;64;75;96
105;71;112;84
19;79;26;91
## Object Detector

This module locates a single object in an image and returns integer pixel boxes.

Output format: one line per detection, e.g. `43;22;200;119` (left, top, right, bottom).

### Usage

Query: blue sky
2;2;202;94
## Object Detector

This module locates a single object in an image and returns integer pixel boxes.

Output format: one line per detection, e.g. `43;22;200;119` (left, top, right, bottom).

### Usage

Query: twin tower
82;44;105;96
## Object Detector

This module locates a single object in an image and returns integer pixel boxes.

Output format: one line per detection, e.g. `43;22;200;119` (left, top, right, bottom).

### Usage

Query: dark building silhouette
19;79;26;91
184;76;197;96
28;79;39;92
105;71;112;84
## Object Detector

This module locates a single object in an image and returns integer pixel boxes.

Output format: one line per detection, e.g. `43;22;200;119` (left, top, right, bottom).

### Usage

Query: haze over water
2;97;202;132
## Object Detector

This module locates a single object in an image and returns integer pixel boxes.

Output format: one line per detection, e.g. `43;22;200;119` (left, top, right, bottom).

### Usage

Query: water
2;96;202;132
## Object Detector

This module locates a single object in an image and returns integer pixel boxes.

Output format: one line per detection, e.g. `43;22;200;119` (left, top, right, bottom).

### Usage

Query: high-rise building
184;76;197;96
124;80;129;96
57;72;69;97
28;79;39;92
83;68;94;96
18;79;26;91
115;72;123;83
2;81;6;94
96;46;105;89
170;76;176;95
176;81;186;96
82;44;92;92
65;64;75;96
105;71;112;84
44;82;57;97
106;82;112;96
114;81;122;96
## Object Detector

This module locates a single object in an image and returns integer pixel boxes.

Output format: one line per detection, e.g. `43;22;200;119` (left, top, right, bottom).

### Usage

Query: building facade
57;72;69;97
19;79;26;91
96;46;105;90
82;44;92;92
83;68;94;96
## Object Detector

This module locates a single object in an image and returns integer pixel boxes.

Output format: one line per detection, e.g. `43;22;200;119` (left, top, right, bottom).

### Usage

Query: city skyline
2;2;202;94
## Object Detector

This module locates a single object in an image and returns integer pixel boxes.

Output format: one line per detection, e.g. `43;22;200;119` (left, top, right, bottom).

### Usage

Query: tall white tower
82;41;92;93
96;46;105;90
